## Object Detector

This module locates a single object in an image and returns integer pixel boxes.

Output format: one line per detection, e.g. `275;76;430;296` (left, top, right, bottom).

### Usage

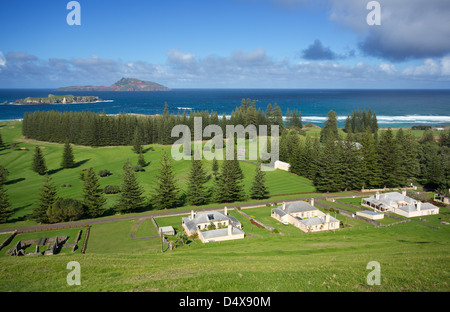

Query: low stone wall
314;201;382;227
0;231;17;252
80;226;90;254
234;208;274;232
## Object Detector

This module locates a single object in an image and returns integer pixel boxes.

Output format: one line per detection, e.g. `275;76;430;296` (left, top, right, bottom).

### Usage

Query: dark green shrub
133;165;145;172
98;169;112;177
46;198;85;223
104;185;121;194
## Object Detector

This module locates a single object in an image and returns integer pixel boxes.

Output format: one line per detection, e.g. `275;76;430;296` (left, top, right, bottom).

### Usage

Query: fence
152;217;175;251
234;208;275;232
0;231;17;252
80;225;90;254
314;201;382;227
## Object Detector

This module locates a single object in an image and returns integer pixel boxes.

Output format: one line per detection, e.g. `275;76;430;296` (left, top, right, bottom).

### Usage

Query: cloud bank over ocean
1;49;449;89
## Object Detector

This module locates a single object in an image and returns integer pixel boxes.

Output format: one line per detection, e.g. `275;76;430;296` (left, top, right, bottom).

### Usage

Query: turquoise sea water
0;89;449;128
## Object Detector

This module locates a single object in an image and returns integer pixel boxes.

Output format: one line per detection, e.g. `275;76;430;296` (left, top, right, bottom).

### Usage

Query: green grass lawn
0;120;316;230
0;216;448;291
1;120;449;292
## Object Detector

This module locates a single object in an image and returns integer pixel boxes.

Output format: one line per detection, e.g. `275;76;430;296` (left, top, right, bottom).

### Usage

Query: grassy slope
0;120;316;230
1;216;448;291
0;121;449;292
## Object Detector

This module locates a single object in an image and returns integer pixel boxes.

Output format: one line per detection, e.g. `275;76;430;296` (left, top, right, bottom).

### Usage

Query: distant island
9;94;103;105
57;77;170;92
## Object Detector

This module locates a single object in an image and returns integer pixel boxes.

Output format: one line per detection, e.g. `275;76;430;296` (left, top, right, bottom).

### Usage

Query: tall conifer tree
360;131;382;188
215;158;246;203
320;110;339;143
117;160;146;213
378;128;401;187
32;174;57;223
0;167;12;224
186;160;209;206
32;146;47;175
250;164;270;199
82;167;106;218
152;152;179;209
61;142;75;168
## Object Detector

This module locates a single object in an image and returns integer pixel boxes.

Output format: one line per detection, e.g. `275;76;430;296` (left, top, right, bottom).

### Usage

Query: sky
0;0;449;89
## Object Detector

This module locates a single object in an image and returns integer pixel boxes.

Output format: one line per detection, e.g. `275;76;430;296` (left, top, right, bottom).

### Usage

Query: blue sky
1;0;449;88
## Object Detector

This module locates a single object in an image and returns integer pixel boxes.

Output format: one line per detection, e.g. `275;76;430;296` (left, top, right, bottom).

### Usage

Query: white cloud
379;62;397;74
0;52;5;68
403;59;442;77
329;0;450;61
1;49;450;88
441;56;450;76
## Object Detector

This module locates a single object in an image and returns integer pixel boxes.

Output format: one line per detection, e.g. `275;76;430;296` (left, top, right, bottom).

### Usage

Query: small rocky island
57;77;170;92
10;94;103;105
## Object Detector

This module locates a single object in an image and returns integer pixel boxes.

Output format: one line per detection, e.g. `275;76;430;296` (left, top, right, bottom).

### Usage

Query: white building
361;191;439;217
271;199;339;233
274;160;291;171
356;210;384;220
181;208;244;243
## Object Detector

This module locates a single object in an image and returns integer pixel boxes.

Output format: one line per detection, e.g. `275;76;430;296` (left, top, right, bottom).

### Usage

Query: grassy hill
0;120;316;229
0;120;449;292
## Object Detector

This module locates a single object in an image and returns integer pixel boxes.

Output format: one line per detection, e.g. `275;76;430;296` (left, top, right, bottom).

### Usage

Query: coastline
0;99;114;106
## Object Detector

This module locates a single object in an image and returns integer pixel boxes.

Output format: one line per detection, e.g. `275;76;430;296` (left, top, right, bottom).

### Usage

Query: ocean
0;89;449;128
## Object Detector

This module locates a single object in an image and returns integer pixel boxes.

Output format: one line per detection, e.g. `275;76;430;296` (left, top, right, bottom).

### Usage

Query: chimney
228;225;232;236
325;213;330;223
417;202;421;211
282;202;286;210
310;198;315;207
375;192;380;200
191;210;195;220
402;189;406;197
224;206;228;216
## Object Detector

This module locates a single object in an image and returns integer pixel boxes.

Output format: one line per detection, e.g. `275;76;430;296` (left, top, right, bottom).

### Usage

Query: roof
358;210;384;216
278;201;318;214
364;192;416;207
159;226;174;231
297;215;339;227
274;160;290;167
182;210;240;231
397;203;439;213
271;207;287;217
201;227;244;240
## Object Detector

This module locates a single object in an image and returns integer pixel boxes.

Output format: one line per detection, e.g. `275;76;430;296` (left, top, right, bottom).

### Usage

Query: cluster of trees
22;99;295;147
343;109;378;134
4;100;449;225
151;151;269;210
280;110;450;194
0;134;13;223
27;148;270;224
32;167;107;224
0;164;13;223
32;142;75;175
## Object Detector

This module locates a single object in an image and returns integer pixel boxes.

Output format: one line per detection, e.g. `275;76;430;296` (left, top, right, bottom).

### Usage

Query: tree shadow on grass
5;177;25;186
47;167;64;175
142;147;154;154
73;158;90;169
7;204;32;223
47;159;90;175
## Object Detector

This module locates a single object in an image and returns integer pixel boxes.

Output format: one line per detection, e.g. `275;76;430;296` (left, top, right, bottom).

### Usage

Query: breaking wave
302;115;450;125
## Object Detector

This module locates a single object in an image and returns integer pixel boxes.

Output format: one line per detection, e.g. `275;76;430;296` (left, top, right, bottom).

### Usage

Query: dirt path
129;217;159;240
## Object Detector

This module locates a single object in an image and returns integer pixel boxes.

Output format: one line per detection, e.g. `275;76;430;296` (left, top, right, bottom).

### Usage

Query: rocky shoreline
3;94;104;105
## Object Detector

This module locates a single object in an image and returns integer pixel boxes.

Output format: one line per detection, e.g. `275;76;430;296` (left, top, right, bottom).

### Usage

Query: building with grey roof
271;199;340;233
362;191;439;217
182;207;244;243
